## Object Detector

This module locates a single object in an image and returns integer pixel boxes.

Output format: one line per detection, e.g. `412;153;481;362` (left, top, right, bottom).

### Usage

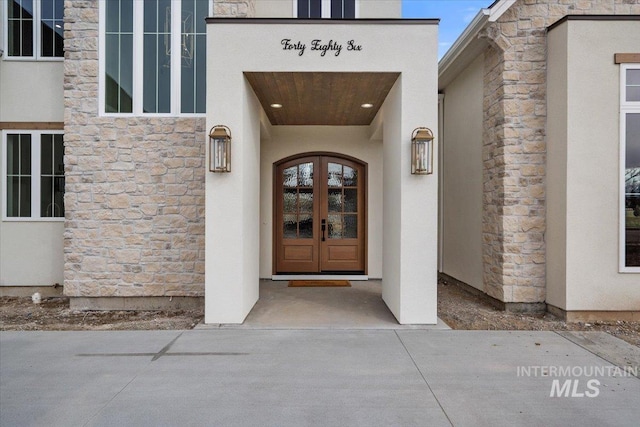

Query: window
101;0;209;115
6;0;64;59
297;0;355;18
3;131;64;220
621;65;640;271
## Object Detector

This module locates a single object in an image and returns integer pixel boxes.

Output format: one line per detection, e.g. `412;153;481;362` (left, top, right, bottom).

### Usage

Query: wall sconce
411;127;434;175
209;125;231;173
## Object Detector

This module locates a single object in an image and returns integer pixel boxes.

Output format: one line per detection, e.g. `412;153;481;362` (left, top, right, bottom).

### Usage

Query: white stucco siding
358;1;400;19
260;125;383;278
440;53;484;291
546;22;569;310
206;20;439;323
0;58;64;288
0;62;64;122
549;19;640;311
0;221;64;287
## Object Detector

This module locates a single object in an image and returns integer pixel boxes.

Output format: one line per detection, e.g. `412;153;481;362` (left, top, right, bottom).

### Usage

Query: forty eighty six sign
281;39;362;57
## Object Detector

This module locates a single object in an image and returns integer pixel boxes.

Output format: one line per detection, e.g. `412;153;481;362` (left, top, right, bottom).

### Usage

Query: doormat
288;280;351;287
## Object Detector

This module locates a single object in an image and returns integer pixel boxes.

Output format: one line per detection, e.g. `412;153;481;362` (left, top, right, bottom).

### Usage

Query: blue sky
402;0;494;58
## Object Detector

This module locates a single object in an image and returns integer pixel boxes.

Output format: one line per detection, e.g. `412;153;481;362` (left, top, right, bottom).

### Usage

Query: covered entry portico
205;19;439;324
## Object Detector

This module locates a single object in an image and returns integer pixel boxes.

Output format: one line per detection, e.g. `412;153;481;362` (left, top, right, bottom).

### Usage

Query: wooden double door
275;154;366;274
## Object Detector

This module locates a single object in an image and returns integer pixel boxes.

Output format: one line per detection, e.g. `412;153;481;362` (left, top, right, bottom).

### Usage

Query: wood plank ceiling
244;72;400;126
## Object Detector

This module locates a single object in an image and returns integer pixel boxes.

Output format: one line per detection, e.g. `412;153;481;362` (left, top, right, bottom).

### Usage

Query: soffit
244;72;400;126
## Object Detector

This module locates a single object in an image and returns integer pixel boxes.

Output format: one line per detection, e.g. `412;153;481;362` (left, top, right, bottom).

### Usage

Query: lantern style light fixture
209;125;231;173
411;127;435;175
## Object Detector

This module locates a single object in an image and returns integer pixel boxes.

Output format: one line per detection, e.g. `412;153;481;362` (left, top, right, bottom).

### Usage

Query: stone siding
63;1;254;298
480;0;640;303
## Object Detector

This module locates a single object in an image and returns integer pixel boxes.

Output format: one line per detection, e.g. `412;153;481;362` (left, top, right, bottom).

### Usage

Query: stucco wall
441;53;484;291
545;21;568;310
548;18;640;311
0;62;64;122
259;125;383;278
0;6;64;288
205;19;439;323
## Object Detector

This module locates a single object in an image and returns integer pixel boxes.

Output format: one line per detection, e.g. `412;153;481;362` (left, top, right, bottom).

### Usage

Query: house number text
281;39;362;57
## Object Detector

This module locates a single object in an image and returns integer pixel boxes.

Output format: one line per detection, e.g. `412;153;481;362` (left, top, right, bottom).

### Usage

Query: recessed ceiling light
270;103;283;109
361;103;374;109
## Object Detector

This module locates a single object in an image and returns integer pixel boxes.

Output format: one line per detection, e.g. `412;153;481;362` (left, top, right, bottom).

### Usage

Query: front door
275;154;366;273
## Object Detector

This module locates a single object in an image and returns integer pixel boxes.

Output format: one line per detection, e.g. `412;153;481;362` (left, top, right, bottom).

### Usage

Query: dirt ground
1;283;638;347
437;282;640;347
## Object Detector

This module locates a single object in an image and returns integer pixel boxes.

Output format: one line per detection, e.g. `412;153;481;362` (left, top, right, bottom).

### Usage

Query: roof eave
438;0;516;90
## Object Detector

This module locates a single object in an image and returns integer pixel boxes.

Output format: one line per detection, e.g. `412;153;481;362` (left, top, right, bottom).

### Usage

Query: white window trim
619;64;640;273
292;0;359;19
3;0;64;62
98;0;210;117
2;130;65;222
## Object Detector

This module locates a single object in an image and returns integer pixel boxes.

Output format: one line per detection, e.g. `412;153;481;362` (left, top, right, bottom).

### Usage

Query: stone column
479;0;640;307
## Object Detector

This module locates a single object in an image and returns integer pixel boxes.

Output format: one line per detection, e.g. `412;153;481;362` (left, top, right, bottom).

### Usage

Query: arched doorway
273;153;367;274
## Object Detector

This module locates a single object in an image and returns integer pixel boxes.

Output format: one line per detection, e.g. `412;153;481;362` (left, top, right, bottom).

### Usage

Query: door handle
321;219;326;242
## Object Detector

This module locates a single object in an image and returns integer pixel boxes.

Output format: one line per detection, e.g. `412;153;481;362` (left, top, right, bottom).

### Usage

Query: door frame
272;151;368;275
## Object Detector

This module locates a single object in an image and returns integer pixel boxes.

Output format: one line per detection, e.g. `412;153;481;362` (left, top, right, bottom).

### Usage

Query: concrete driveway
1;330;639;426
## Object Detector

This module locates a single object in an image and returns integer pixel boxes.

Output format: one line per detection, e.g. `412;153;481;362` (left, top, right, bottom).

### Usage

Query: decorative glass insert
326;162;358;239
180;0;207;113
143;0;172;113
282;162;314;238
627;69;640;102
283;166;298;187
105;0;133;113
40;0;63;57
6;134;32;217
625;113;640;267
40;134;64;217
327;162;342;187
8;0;34;56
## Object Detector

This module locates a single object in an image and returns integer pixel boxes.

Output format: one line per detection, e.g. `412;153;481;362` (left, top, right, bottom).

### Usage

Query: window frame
293;0;359;19
3;0;64;61
619;63;640;273
2;130;65;222
98;0;211;117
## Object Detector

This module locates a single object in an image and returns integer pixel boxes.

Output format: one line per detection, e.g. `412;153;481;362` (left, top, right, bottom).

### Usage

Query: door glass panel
299;162;313;187
283;166;298;187
328;214;342;239
343;166;357;186
283;189;297;213
344;215;357;238
298;189;313;212
299;214;313;238
344;189;357;212
328;189;342;212
328;163;342;187
283;214;297;238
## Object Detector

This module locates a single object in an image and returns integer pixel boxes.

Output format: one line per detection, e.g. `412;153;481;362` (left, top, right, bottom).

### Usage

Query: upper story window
2;131;65;221
101;0;208;115
6;0;64;59
621;64;640;271
297;0;356;19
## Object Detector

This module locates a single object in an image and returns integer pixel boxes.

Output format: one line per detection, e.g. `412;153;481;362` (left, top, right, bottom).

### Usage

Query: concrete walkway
199;280;450;329
1;330;639;426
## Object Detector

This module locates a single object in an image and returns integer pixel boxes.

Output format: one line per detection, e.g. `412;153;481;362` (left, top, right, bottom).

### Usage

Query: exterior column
204;67;261;324
382;68;439;324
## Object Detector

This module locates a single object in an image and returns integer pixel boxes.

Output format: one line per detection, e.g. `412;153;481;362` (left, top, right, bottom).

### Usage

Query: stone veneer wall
480;0;640;304
63;0;254;299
